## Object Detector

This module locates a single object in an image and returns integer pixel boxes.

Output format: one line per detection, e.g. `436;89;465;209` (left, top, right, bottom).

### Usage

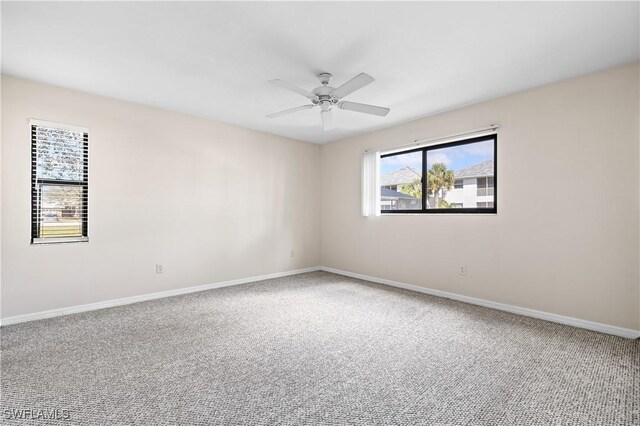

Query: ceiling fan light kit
267;72;390;131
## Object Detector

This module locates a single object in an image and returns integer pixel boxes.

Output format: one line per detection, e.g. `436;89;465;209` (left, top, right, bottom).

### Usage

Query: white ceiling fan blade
332;73;375;99
268;79;317;100
266;104;314;118
321;109;333;131
338;101;390;117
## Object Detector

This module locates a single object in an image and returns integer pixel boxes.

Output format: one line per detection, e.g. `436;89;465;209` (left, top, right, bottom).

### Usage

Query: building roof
380;166;421;186
380;187;418;200
454;159;494;178
381;159;494;185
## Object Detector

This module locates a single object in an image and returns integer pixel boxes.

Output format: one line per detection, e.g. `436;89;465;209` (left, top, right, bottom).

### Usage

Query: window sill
32;237;89;245
380;212;498;216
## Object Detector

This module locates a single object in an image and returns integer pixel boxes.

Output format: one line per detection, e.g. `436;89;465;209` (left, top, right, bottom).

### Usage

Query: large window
380;134;497;214
31;121;89;243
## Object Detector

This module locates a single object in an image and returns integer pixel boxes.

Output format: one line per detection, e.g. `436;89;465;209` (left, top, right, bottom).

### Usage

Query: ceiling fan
266;72;390;131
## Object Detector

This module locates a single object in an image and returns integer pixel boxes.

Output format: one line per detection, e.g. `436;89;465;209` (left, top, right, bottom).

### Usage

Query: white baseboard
320;267;640;339
0;267;321;327
3;265;638;339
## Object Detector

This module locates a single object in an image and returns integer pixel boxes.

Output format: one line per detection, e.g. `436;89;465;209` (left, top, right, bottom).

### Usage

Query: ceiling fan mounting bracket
318;73;332;85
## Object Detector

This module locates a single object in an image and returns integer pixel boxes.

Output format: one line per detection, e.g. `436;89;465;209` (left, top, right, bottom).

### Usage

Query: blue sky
380;140;494;175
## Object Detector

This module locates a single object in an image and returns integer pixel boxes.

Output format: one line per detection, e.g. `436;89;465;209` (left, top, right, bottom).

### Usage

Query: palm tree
427;163;455;208
399;178;422;199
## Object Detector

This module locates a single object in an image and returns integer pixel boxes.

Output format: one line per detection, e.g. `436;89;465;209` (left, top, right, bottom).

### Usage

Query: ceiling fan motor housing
313;74;338;108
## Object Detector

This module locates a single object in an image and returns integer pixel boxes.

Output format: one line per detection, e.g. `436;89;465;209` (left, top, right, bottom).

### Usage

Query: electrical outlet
156;264;164;274
459;266;466;276
290;250;295;258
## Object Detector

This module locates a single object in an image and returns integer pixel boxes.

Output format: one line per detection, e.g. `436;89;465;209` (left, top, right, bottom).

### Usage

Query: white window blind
31;120;89;244
361;150;380;217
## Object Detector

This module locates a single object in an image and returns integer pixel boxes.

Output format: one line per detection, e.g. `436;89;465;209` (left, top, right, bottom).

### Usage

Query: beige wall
1;75;320;318
320;62;640;331
2;63;639;331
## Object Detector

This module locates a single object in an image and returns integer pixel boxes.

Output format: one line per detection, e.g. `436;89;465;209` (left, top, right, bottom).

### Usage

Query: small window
477;177;494;196
31;121;89;243
476;202;494;208
380;134;496;214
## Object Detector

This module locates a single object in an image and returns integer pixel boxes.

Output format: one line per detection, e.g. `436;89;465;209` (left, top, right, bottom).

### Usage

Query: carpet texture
1;271;638;425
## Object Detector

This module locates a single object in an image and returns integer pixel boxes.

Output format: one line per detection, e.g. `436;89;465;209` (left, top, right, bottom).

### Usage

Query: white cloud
463;140;493;156
426;152;451;168
381;151;421;167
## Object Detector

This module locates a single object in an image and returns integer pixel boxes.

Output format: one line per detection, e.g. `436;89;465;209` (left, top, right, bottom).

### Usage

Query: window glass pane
35;126;85;181
380;151;422;210
37;184;84;238
487;177;495;196
426;138;495;209
477;178;486;197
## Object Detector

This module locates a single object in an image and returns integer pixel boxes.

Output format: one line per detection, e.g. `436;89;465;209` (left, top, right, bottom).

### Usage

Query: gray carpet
1;271;638;425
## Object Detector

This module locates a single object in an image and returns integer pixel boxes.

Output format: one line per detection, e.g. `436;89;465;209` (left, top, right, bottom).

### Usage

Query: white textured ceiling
2;2;639;144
